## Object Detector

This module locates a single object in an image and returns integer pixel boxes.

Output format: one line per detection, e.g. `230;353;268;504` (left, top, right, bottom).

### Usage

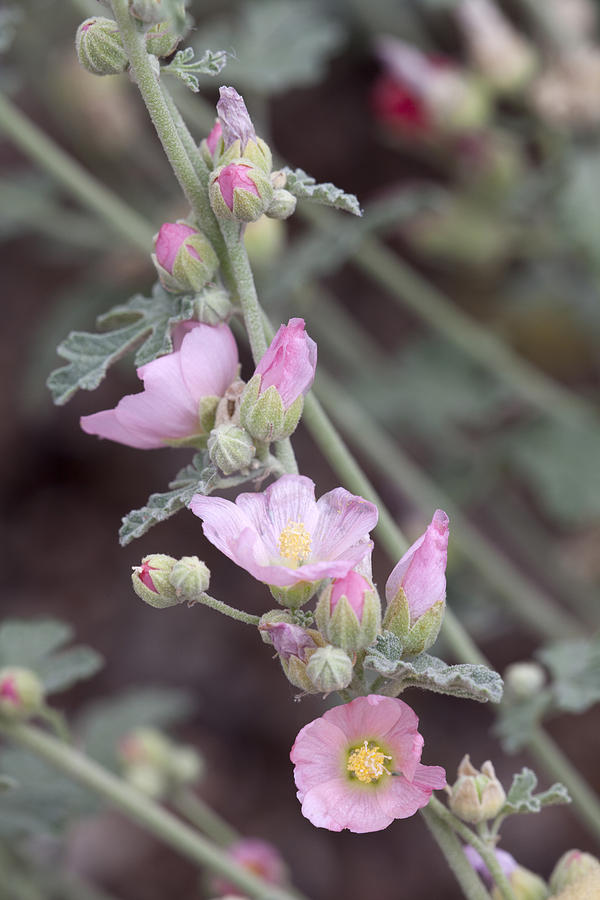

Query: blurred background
1;0;600;897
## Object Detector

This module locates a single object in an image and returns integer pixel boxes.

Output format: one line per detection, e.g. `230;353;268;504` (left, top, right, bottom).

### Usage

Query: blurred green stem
173;789;238;846
0;722;304;900
194;592;260;626
0;91;152;253
421;806;492;900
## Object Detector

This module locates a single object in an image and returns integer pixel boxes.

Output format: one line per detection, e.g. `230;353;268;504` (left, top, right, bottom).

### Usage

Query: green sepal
281;394;304;438
283;655;319;693
269;581;320;609
219;138;272;173
209;162;273;223
76;18;128;77
199;395;219;434
152;228;218;295
207;423;256;475
403;600;445;656
241;383;284;442
328;595;361;653
382;587;410;641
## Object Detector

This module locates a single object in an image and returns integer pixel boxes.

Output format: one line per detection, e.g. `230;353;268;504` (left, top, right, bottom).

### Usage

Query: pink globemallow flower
290;694;446;833
81;322;239;450
190;474;378;607
153;222;218;294
383;509;449;655
212;838;288;897
241;318;317;443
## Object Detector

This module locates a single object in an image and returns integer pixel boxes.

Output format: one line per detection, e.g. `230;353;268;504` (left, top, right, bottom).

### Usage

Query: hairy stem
421;805;492;900
194;592;260;626
0;722;303;900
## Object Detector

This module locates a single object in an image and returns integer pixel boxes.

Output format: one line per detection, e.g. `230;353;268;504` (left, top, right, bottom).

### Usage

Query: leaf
0;620;72;668
364;634;504;703
0;7;20;54
538;636;600;713
493;691;552;753
35;647;104;694
192;0;344;94
78;687;195;771
47;284;199;405
501;768;571;816
162;47;228;92
282;167;361;216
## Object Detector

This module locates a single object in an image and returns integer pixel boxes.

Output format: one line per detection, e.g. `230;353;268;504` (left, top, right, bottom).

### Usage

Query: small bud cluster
132;555;210;609
118;727;203;799
448;754;506;824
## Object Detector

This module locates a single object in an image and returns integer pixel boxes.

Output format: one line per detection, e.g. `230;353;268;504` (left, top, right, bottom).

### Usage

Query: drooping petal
190;495;256;560
80;408;163;449
376;762;446;820
178;322;239;400
119;350;198;440
385;509;449;621
312;488;379;559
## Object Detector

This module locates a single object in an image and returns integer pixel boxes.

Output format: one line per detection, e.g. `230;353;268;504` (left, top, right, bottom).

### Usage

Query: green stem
311;370;582;642
173;789;239;847
221;222;268;363
0;91;152;253
421;806;492;900
0;722;303;900
195;592;260;626
427;797;518;900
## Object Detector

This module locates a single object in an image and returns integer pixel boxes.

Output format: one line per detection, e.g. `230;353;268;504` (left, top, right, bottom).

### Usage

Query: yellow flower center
278;520;312;567
347;740;392;784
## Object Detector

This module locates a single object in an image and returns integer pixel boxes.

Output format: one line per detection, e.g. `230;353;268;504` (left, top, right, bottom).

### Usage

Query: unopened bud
209;163;273;223
169;556;210;602
306;645;353;694
132;554;181;608
191;285;233;326
201;121;223;167
208;423;255;475
504;662;546;700
550;850;600;894
170;746;204;785
269;581;321;610
492;866;548;900
76;17;128;77
266;189;297;220
0;668;44;721
449;755;506;824
126;763;167;798
131;0;185;25
153;222;218;294
145;21;179;57
315;572;381;653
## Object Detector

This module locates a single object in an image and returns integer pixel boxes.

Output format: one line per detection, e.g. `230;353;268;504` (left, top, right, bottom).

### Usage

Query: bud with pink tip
240;318;317;443
209;162;273;223
550;849;600;894
131;554;181;609
383;509;449;656
0;667;44;721
152;221;218;294
200;120;223;166
315;570;381;653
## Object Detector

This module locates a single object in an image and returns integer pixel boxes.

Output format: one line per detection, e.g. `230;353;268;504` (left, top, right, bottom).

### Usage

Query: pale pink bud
330;571;371;621
259;621;316;662
217;86;256;152
155;222;201;274
216;163;260;211
385;509;449;622
255;318;317;409
205;120;222;157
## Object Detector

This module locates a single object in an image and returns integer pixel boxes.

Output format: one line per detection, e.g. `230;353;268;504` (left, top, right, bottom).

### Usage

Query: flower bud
152;222;218;294
119;727;172;769
306;645;353;694
208;423;256;475
550;850;600;894
492;867;548;900
0;668;44;721
145;21;179;57
169;556;211;602
170;746;204;785
201;120;224;167
240;318;317;444
209;162;273;223
504;662;546;700
269;581;322;610
383;510;449;656
315;571;381;653
75;17;128;77
119;727;203;797
125;763;167;798
132;554;181;609
192;285;233;326
266;189;297;220
212;839;288;898
449;755;506;824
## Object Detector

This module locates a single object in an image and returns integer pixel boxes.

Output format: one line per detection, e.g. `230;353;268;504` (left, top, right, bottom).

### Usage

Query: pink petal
190;495;256;559
330;571;371;617
155;223;198;273
80;408;164;449
322;695;419;748
377;763;446;821
300;779;395;833
291;717;347;795
233;530;358;587
255;318;317;409
206;120;222;156
385;509;449;622
217;86;256;152
236;474;319;551
178;323;239;400
119;351;198;441
313;488;379;559
217;163;259;210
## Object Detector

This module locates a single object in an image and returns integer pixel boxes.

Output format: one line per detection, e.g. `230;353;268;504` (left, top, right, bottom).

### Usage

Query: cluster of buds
152;222;219;295
0;667;45;722
448;755;506;824
549;849;600;898
132;554;210;608
118;727;203;799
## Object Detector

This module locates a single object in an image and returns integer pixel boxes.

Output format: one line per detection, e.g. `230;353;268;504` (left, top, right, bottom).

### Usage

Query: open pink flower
291;695;446;833
80;322;238;449
212;838;288;897
190;474;377;588
385;510;449;623
255;318;317;409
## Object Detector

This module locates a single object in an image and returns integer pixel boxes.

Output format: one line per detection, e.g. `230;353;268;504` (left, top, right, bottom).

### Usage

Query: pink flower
290;695;446;833
80;322;239;449
385;510;449;623
155;222;201;273
330;570;371;620
255;318;317;409
259;621;317;661
190;474;378;588
215;163;260;211
212;838;287;897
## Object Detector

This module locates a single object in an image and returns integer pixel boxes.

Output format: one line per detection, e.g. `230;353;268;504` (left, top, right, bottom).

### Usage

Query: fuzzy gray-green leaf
282;168;362;217
501;767;571;816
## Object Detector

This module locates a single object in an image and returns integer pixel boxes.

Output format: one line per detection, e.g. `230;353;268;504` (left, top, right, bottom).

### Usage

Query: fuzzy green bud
240;375;303;444
315;574;381;653
168;556;211;603
492;867;548;900
209;162;273;224
153;222;219;294
145;21;179;57
449;755;506;824
383;588;445;657
131;554;181;609
76;17;128;77
266;189;297;220
550;850;600;894
0;667;44;721
192;286;233;326
269;581;321;610
125;763;167;798
306;646;353;694
504;662;546;700
208;423;255;475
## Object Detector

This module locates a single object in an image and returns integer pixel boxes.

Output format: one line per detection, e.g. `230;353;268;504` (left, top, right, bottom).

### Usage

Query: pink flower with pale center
80;322;239;449
291;694;446;833
155;222;201;273
330;570;371;620
190;474;378;588
255;318;317;409
206;121;223;157
212;838;287;897
259;621;316;661
216;163;260;211
385;509;449;623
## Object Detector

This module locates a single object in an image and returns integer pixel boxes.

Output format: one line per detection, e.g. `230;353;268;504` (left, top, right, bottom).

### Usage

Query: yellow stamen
278;520;312;567
347;740;392;784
